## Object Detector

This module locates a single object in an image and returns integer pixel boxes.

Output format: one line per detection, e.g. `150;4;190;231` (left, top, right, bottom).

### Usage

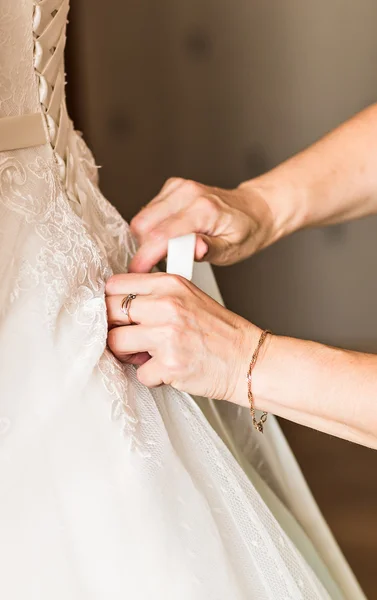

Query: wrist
251;332;278;410
239;169;310;245
227;325;278;411
227;322;270;409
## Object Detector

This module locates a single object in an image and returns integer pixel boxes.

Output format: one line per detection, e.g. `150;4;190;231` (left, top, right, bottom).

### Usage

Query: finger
107;324;158;357
106;294;151;327
136;357;165;388
129;199;216;273
129;234;210;274
131;179;186;239
130;179;199;240
106;294;182;327
120;352;151;366
195;236;209;261
106;272;186;297
197;234;231;265
149;177;185;205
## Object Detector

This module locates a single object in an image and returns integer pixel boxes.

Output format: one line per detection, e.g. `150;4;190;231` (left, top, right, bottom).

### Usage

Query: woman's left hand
106;272;260;405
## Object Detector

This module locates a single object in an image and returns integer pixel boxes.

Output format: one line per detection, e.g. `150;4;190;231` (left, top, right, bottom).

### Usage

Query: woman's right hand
130;105;377;274
129;177;287;273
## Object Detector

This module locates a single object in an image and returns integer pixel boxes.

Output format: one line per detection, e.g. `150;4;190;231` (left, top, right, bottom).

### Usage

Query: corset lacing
33;0;83;209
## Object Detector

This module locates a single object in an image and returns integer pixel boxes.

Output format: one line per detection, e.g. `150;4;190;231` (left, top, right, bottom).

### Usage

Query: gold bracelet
247;329;271;433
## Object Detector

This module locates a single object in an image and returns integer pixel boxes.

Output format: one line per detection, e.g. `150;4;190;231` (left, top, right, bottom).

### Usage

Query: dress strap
167;233;196;280
167;233;223;300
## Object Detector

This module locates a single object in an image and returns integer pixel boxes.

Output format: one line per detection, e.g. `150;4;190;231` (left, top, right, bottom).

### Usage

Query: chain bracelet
247;329;272;433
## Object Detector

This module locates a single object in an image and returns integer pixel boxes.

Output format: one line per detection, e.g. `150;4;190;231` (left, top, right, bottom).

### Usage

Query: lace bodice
0;0;87;211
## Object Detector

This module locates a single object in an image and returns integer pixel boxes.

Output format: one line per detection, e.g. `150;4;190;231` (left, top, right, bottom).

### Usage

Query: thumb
196;234;232;265
129;204;210;273
194;236;209;261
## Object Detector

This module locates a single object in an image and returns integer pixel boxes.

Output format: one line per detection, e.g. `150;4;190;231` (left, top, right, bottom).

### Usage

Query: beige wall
71;0;377;348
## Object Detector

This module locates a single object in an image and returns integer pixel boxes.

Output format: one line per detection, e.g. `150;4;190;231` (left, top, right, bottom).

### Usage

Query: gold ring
120;294;137;325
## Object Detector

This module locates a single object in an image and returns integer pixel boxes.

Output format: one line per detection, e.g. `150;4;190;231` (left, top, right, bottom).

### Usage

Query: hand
106;272;261;404
129;177;277;273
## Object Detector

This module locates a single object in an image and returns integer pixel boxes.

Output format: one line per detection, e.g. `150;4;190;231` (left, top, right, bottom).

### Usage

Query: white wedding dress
0;2;366;599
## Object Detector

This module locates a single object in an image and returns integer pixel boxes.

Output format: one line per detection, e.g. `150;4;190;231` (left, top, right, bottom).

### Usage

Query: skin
107;103;377;449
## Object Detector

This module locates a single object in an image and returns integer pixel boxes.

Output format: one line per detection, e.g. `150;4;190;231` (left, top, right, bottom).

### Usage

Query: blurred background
66;1;377;596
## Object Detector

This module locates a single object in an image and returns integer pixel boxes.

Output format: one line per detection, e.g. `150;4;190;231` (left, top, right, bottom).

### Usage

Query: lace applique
0;155;103;324
98;352;148;456
72;129;137;274
0;148;145;448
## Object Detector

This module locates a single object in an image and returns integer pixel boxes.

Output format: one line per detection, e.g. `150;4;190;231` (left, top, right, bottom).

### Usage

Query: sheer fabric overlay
0;1;365;598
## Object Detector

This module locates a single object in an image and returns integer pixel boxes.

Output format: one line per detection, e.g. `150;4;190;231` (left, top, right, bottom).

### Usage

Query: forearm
241;103;377;242
253;335;377;448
